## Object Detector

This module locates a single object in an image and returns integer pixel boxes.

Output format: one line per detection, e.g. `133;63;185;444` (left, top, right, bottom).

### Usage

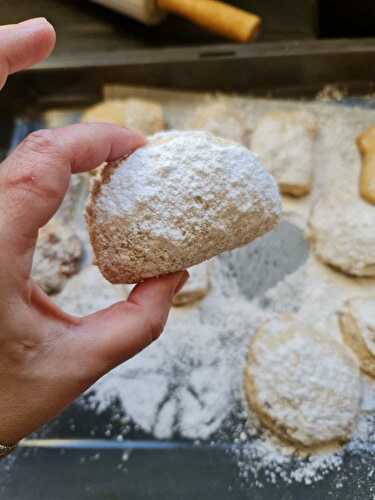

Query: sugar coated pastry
251;111;318;197
81;98;165;135
33;221;82;294
308;190;375;277
339;297;375;378
172;261;211;306
189;99;245;143
357;126;375;204
86;130;281;284
244;316;360;449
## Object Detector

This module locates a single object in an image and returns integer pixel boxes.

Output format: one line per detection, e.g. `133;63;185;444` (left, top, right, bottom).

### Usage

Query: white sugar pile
63;240;375;486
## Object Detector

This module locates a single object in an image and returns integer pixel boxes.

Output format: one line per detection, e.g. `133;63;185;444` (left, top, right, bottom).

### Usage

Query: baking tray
1;43;375;500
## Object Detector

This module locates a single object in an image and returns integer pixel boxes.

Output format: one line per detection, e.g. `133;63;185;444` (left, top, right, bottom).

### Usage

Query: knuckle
143;313;165;343
4;166;61;203
1;129;69;204
22;129;57;156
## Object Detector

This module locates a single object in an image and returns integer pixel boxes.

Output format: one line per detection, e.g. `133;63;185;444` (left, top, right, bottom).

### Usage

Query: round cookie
189;100;245;143
244;316;360;449
81;98;165;135
33;221;82;294
172;261;211;306
339;297;375;378
86;130;281;284
308;190;375;277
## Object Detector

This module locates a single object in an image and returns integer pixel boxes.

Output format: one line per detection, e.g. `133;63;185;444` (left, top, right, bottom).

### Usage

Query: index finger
0;18;56;89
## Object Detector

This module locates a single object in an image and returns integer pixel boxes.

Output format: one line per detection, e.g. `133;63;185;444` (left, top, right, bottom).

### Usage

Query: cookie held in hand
86;131;281;284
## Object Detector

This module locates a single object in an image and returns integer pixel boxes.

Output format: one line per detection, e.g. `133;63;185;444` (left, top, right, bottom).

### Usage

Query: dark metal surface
1;439;374;500
1;38;375;119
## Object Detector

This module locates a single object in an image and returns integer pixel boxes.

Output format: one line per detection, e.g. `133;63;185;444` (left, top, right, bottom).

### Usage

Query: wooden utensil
91;0;261;42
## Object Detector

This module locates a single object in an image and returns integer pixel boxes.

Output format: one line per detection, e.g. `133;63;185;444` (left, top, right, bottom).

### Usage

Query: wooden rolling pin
91;0;261;42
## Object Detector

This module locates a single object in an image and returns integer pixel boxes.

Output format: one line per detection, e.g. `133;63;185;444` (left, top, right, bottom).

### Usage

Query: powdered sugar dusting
52;93;375;490
246;317;360;447
89;130;281;283
96;130;281;236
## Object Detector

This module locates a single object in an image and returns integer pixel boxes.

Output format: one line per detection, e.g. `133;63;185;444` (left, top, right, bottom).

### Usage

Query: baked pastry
308;190;375;277
86;130;281;284
33;221;82;294
244;316;360;449
172;261;211;306
357;126;375;204
81;98;165;135
251;111;318;197
189;99;245;143
339;297;375;378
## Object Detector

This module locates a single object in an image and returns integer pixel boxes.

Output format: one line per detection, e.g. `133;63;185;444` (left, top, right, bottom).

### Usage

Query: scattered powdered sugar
91;307;235;439
234;430;345;486
53;93;375;489
55;264;127;315
96;130;281;230
77;234;375;486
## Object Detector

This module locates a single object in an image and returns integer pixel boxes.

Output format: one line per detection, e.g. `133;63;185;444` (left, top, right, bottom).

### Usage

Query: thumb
0;124;144;274
76;271;189;375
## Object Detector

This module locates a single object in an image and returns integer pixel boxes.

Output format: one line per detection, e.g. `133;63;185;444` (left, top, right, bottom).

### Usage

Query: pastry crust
189;99;245;143
251;111;318;197
86;130;281;284
244;316;360;449
33;221;82;294
357;126;375;205
81;98;165;135
172;261;211;306
308;190;375;277
339;297;375;378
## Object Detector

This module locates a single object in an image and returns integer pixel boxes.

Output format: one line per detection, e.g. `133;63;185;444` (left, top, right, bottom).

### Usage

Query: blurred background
1;2;375;500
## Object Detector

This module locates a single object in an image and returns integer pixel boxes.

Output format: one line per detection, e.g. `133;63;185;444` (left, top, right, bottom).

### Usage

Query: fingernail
174;271;189;296
19;17;49;28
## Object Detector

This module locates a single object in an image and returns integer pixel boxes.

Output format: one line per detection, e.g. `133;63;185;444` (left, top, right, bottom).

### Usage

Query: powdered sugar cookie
86;130;281;284
33;221;82;294
189;99;245;143
244;316;360;449
173;261;211;306
339;297;375;378
308;190;375;277
81;98;165;135
251;111;318;197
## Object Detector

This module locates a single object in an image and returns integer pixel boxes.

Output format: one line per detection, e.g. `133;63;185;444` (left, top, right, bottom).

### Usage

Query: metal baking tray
1;40;375;500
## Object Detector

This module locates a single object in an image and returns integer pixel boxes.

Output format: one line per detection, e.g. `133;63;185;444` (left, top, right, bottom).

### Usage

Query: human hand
0;18;188;445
